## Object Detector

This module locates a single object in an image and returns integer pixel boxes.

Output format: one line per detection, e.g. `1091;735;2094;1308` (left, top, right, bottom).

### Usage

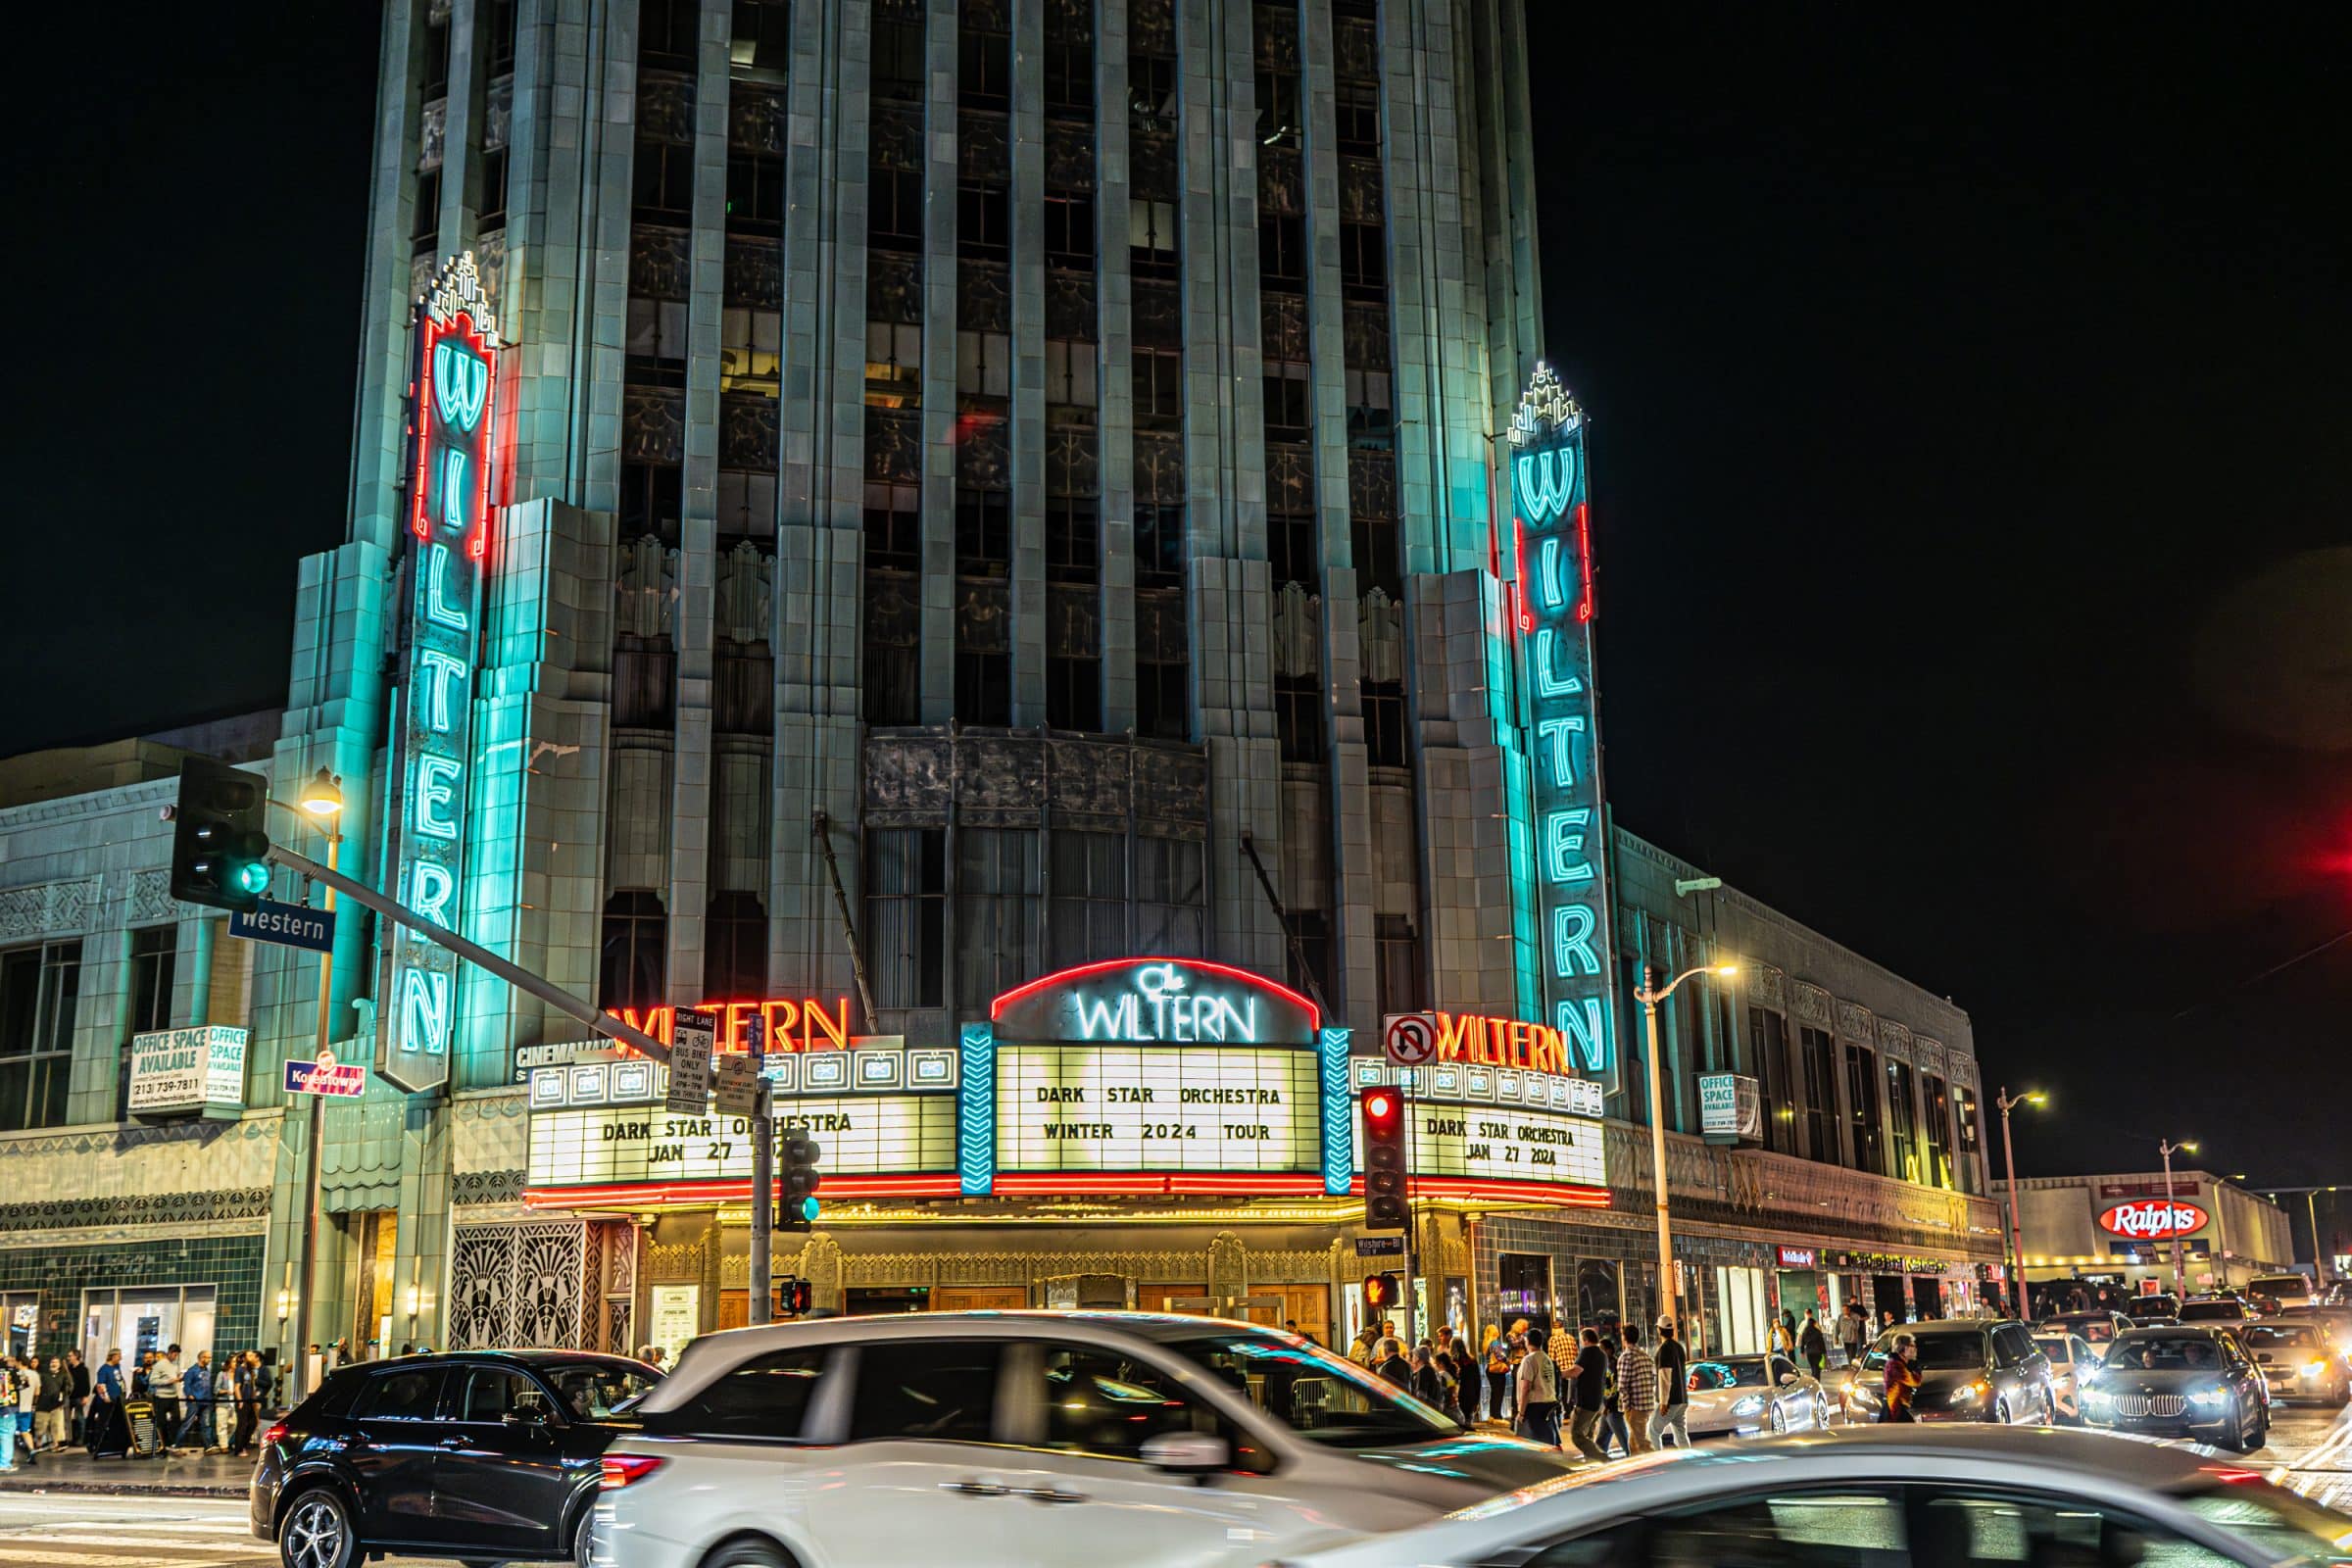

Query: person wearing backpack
1482;1328;1511;1423
1513;1326;1561;1448
1798;1311;1829;1382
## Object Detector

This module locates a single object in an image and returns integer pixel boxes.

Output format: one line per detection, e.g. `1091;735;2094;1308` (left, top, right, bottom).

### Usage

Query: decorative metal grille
446;1221;588;1350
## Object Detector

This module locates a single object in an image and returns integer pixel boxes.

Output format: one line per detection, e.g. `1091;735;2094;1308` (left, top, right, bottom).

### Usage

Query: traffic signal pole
749;1014;773;1325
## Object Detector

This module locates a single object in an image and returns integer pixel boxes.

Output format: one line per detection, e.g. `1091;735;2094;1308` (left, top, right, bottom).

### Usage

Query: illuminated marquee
1432;1009;1573;1074
995;1045;1323;1175
991;956;1318;1045
524;1100;956;1193
380;252;499;1094
1508;364;1618;1084
607;996;856;1055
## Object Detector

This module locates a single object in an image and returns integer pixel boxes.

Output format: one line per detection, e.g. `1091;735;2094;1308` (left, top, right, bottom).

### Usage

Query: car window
2107;1336;2222;1372
1690;1356;1770;1392
1916;1490;2241;1568
1644;1490;1908;1568
354;1367;445;1421
2034;1338;2068;1365
1894;1332;1987;1372
458;1368;551;1423
2242;1327;2319;1354
666;1348;827;1441
1037;1344;1213;1460
848;1341;1000;1445
1157;1330;1455;1448
2180;1482;2352;1564
543;1362;658;1419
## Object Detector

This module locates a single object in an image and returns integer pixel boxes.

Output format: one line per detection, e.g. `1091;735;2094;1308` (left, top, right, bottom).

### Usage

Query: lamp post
2158;1138;2199;1298
1633;961;1739;1331
285;767;344;1396
1993;1088;2044;1317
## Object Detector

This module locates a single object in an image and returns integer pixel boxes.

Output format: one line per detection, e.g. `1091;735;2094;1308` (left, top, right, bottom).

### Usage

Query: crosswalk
0;1496;265;1566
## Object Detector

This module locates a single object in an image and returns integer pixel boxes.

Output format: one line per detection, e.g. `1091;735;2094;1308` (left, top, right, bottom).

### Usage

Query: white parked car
1681;1353;1834;1438
1268;1425;2352;1568
595;1312;1577;1568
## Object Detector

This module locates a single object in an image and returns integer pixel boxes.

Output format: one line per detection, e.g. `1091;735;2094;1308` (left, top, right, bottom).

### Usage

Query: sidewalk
0;1446;254;1498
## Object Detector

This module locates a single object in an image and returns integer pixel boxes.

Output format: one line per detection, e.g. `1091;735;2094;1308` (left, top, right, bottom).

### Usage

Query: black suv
250;1350;658;1568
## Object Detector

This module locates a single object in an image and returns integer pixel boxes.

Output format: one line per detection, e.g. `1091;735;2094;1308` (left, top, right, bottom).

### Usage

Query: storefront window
81;1285;216;1369
0;938;81;1132
1574;1259;1622;1335
1496;1252;1550;1327
1713;1265;1767;1353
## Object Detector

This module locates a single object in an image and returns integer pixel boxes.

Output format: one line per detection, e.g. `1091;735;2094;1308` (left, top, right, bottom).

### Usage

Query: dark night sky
8;8;2347;1191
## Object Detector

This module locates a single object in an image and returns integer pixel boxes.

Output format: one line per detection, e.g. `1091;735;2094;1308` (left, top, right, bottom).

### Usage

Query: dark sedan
1842;1320;2054;1425
251;1349;659;1568
2081;1326;2270;1450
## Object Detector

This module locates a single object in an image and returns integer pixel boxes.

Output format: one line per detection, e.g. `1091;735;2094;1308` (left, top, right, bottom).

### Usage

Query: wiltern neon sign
379;253;499;1095
1509;364;1617;1080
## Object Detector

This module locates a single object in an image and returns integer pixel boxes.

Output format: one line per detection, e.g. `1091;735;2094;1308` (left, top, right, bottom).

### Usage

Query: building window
727;149;785;233
1375;914;1424;1020
1885;1056;1919;1184
1797;1025;1837;1163
1049;830;1127;969
626;295;690;385
1255;69;1300;149
421;11;452;97
1048;653;1101;732
1845;1045;1883;1175
479;146;509;228
1345;366;1392;445
1747;1006;1793;1156
704;892;768;1001
598;893;666;1013
115;926;175;1120
1129;55;1176;130
1136;836;1205;957
1339;220;1386;301
956;488;1010;574
865;481;922;572
871;17;924;100
1285;909;1330;1004
956;830;1040;1014
870;168;925;253
957;184;1010;260
1135;503;1184;588
1350;514;1399;600
723;307;782;397
619;462;684;543
1136;638;1188;740
730;0;791;70
1922;1073;1954;1190
1268;506;1316;591
867;320;922;408
957;18;1011;111
1043;36;1093;117
956;644;1010;726
488;0;518;74
1130;198;1178;278
956;330;1012;401
866;829;946;1011
1952;1085;1984;1196
1336;81;1380;157
413;169;442;251
1262;361;1310;440
1044;339;1099;414
1362;680;1407;768
1044;194;1096;268
640;0;697;67
1045;495;1098;583
632;141;695;220
1276;674;1324;762
1258;214;1306;286
1132;347;1183;431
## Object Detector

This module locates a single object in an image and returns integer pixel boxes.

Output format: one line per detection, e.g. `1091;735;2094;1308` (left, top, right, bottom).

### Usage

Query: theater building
0;0;1998;1372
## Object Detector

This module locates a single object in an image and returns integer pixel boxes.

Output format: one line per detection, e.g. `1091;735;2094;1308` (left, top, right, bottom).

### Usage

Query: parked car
1681;1353;1834;1438
2034;1310;2132;1358
1840;1320;2053;1425
2178;1295;2258;1325
2241;1318;2351;1405
1264;1426;2352;1568
597;1312;1576;1568
251;1349;660;1568
2032;1332;2096;1423
2246;1273;2316;1311
2079;1325;2270;1450
2127;1294;2181;1323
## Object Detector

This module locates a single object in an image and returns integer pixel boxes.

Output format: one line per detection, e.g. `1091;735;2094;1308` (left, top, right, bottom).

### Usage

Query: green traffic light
798;1197;820;1222
236;862;271;895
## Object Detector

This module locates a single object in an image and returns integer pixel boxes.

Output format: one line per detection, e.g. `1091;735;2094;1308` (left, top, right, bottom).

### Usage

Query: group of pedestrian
1347;1319;1480;1425
1480;1315;1694;1461
61;1344;275;1460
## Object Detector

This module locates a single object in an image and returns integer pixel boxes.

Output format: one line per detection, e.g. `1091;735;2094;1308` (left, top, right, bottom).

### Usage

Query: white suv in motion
595;1311;1575;1568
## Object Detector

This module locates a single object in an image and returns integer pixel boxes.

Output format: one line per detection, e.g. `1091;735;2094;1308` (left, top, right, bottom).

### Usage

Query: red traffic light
1365;1091;1396;1123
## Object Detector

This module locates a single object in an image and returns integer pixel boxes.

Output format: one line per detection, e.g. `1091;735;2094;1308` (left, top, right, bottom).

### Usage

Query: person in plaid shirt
1615;1321;1658;1454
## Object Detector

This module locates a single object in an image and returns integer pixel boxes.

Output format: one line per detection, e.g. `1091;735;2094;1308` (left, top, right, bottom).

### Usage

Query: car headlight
2304;1360;2328;1378
2189;1387;2231;1406
2083;1387;2113;1404
1948;1380;1987;1404
1730;1396;1765;1417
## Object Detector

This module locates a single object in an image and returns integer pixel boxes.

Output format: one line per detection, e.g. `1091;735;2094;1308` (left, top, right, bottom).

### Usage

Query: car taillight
260;1421;289;1448
600;1455;665;1491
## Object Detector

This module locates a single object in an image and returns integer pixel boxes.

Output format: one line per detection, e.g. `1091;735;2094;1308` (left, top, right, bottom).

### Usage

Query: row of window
0;928;182;1133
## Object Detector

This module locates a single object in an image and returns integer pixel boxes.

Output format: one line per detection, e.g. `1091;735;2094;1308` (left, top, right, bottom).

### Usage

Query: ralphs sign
2099;1200;2208;1239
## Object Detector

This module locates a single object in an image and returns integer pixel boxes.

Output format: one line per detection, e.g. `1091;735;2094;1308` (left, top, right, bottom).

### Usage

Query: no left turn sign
1383;1011;1439;1066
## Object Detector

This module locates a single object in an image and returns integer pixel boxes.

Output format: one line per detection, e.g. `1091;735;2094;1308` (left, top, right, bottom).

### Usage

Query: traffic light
170;757;272;912
779;1277;813;1316
778;1133;823;1232
1362;1272;1400;1313
1361;1086;1409;1232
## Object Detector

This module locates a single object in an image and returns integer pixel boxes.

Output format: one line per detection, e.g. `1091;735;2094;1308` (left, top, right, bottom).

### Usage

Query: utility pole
1630;962;1738;1330
1994;1088;2043;1317
2158;1138;2198;1298
748;1013;773;1325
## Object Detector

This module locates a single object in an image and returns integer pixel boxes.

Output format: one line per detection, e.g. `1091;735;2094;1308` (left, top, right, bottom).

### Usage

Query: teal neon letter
409;861;456;927
1551;903;1602;978
400;967;453;1054
416;756;462;840
423;544;469;631
1514;447;1577;523
439;449;471;533
1533;630;1584;700
1536;714;1585;788
416;650;466;735
433;342;487;432
1544;808;1593;884
1538;537;1565;610
1556;997;1608;1073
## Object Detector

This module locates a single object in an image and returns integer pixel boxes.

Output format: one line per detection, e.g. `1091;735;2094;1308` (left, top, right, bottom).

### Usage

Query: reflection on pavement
2252;1403;2352;1512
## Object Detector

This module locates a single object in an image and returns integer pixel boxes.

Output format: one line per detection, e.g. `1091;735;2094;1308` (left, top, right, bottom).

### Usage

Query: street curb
0;1475;247;1499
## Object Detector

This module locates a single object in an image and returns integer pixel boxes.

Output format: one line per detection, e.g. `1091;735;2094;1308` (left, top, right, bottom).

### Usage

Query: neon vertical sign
1508;364;1618;1082
379;253;499;1095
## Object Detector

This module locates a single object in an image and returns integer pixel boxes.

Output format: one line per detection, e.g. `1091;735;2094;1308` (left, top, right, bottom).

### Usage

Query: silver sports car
1682;1352;1836;1438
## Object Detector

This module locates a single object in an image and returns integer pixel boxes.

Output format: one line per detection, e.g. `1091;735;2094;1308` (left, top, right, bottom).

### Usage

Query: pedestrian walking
1881;1334;1922;1422
148;1345;184;1452
1769;1310;1796;1359
178;1349;216;1450
1615;1323;1657;1454
13;1354;41;1467
1598;1328;1631;1457
1513;1326;1561;1447
1799;1311;1828;1383
1483;1328;1512;1424
0;1357;17;1474
1373;1337;1412;1387
229;1352;259;1457
65;1351;89;1446
1649;1319;1690;1449
1837;1301;1867;1368
36;1356;68;1452
1348;1323;1380;1368
1565;1328;1609;1461
86;1349;125;1456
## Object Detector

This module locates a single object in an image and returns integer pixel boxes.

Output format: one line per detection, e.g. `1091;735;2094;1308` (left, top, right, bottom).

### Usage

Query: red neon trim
1348;1174;1611;1208
1573;502;1595;623
989;1171;1330;1198
1512;514;1532;634
525;1174;961;1208
411;312;499;562
989;957;1320;1032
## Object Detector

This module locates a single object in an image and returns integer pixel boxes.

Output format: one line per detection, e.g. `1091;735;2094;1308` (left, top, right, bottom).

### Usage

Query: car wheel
1816;1396;1832;1430
1989;1397;2009;1425
571;1508;597;1568
701;1539;798;1568
1769;1403;1787;1436
279;1488;357;1568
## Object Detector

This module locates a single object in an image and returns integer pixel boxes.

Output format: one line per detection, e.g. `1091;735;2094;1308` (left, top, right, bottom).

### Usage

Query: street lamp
276;769;344;1396
2159;1138;2199;1297
1633;961;1738;1331
1994;1088;2045;1316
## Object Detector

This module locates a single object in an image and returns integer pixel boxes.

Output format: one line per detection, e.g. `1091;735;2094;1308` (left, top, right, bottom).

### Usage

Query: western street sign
229;899;336;954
